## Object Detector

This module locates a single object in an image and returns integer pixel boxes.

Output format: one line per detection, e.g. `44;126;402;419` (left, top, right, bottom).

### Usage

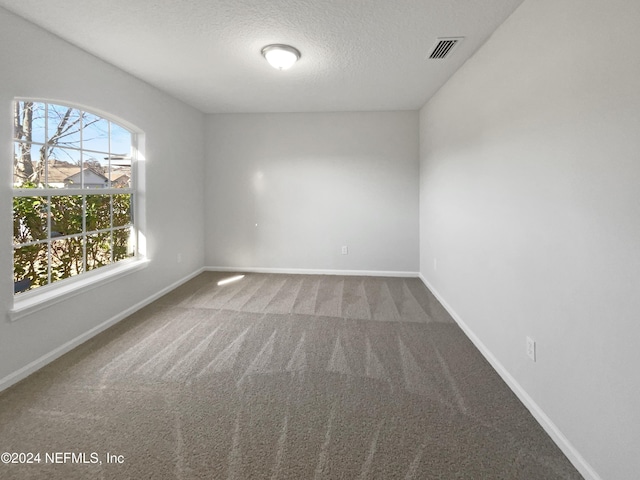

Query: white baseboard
0;267;205;394
206;266;419;278
418;273;600;480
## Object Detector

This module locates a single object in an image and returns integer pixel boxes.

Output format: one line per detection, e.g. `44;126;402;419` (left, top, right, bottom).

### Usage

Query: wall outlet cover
526;336;536;362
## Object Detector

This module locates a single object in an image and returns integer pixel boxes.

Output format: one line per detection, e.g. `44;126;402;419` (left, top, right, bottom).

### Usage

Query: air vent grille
428;37;464;59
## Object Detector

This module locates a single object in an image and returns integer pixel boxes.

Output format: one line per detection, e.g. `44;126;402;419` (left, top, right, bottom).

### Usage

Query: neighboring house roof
110;171;130;187
47;164;82;184
43;161;130;187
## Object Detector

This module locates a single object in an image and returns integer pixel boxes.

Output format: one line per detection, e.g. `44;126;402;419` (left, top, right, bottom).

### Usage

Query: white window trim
9;257;149;322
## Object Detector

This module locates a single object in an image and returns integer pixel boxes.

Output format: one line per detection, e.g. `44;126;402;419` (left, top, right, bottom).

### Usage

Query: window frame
10;99;147;321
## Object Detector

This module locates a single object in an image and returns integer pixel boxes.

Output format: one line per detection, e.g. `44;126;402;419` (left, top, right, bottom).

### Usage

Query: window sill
9;258;149;322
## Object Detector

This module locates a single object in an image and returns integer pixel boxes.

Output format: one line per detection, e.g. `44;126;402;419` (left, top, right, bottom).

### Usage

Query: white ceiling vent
427;37;464;59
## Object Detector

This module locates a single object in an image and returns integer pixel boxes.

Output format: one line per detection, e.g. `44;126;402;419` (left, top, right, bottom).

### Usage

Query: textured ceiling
0;0;525;113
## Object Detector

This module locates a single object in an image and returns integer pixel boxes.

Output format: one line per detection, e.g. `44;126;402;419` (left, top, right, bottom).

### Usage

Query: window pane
82;112;110;153
82;152;109;189
50;236;83;283
86;232;111;271
110;122;131;157
113;227;134;261
12;101;136;295
48;105;82;148
13;196;48;244
46;147;82;188
51;195;83;236
14;243;49;293
14;141;47;188
110;167;131;188
14;101;46;144
86;195;111;232
113;194;132;227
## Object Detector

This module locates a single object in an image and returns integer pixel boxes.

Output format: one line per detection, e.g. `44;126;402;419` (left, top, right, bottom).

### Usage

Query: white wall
419;0;640;478
205;112;419;274
0;8;205;385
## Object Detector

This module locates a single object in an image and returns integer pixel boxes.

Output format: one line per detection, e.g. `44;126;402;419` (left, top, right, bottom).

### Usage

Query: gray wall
0;8;205;385
205;112;419;274
419;0;640;478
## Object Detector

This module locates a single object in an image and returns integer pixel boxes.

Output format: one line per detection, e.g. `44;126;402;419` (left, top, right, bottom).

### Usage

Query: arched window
12;100;139;296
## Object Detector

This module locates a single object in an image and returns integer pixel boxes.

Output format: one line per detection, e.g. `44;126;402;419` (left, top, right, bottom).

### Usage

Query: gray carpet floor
0;272;582;479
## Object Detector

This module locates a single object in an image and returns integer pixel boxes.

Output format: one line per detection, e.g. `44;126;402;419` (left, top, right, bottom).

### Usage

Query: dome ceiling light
261;44;301;71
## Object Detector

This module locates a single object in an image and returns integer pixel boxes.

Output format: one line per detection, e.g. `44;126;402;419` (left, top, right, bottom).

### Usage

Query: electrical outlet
526;336;536;362
341;246;348;255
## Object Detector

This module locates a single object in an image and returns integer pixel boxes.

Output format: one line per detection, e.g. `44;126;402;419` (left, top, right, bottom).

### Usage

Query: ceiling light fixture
261;44;301;71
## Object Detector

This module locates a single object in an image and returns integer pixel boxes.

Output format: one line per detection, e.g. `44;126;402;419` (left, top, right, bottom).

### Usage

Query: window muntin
13;101;136;295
